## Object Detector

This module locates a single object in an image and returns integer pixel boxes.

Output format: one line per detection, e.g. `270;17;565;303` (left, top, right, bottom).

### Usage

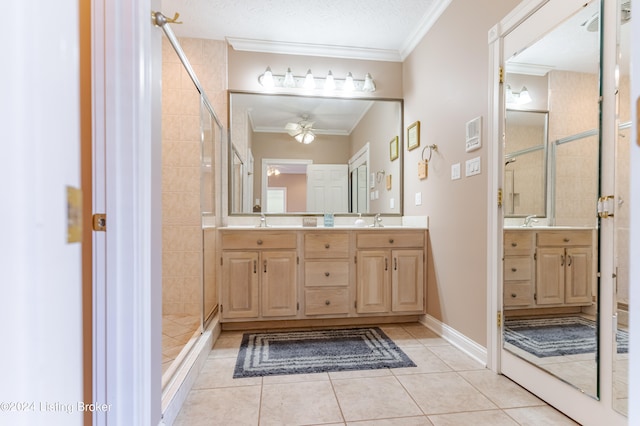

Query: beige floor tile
397;372;497;415
427;344;485;371
379;325;424;348
209;333;244;359
193;356;262;389
347;416;434;425
391;346;452;375
428;410;519;426
262;371;329;384
260;380;343;425
402;325;450;347
332;375;423;421
174;386;261;426
503;406;580;425
457;370;545;408
329;367;394;380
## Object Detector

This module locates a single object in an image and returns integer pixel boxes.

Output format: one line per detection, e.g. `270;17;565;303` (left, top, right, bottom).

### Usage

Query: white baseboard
160;315;222;425
420;314;487;366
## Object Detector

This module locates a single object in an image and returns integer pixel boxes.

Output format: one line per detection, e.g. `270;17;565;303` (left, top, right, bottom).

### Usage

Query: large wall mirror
502;0;602;400
228;92;403;215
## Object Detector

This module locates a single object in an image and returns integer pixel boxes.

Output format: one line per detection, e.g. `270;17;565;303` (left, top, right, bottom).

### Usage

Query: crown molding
399;0;452;60
227;37;402;62
506;62;554;76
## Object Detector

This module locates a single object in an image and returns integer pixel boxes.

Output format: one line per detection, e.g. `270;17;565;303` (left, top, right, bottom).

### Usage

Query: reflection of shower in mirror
505;157;517;166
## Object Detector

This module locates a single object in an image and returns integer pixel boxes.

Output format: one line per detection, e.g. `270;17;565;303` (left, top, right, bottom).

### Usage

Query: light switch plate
451;163;461;180
415;192;422;206
465;157;481;177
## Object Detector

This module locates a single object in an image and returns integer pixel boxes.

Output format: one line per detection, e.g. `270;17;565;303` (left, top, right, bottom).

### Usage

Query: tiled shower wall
162;37;227;316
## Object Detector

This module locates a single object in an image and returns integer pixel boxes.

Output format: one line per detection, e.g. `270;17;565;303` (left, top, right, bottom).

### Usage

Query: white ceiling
159;0;450;61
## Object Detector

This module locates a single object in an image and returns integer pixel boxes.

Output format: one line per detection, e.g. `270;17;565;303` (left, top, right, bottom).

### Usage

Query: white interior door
306;164;349;213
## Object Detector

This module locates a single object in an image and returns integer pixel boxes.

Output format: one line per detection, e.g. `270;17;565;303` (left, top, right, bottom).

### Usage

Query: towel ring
421;144;438;162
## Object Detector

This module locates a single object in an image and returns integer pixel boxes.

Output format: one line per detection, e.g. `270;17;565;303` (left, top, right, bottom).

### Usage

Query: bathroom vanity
504;228;595;311
219;227;427;328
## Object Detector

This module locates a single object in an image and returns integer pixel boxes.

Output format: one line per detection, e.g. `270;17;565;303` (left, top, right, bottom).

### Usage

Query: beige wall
162;37;227;316
402;0;521;346
351;101;402;214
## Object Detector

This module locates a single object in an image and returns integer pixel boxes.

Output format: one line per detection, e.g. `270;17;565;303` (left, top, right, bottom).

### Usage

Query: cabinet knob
325;300;331;305
389;238;394;244
564;238;570;243
511;267;517;272
511;293;517;298
511;242;517;247
325;243;330;249
324;272;330;277
257;239;263;245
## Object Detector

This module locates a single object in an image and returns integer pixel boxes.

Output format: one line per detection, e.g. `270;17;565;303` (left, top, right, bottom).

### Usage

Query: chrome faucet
522;215;538;227
371;213;384;228
258;213;268;228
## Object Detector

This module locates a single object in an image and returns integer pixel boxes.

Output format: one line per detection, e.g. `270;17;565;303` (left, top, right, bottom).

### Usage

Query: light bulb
260;66;274;88
363;73;376;92
304;69;315;90
324;71;336;92
283;68;295;88
343;72;355;92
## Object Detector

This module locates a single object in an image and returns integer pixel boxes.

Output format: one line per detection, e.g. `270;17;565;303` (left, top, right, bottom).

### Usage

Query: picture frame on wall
389;136;399;161
407;121;420;151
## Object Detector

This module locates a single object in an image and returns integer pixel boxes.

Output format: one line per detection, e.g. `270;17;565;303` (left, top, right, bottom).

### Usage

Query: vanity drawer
304;233;349;259
504;257;532;281
221;232;297;249
305;288;350;315
537;230;592;247
305;261;349;287
504;282;533;307
356;232;424;249
504;231;535;255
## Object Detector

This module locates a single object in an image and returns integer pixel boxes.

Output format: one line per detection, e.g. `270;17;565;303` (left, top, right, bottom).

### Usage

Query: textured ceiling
159;0;448;61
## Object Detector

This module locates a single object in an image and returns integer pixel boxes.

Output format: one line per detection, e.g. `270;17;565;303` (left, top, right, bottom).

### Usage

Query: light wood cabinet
536;230;592;306
303;232;351;316
356;232;425;314
221;232;297;321
503;229;594;310
219;228;428;324
503;231;535;309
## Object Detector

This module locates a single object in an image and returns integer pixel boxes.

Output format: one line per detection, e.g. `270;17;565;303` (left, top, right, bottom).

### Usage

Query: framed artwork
407;121;420;151
389;136;399;161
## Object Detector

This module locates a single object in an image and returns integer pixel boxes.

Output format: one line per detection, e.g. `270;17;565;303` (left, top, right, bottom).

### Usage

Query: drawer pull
324;272;330;277
511;293;517;298
325;300;331;305
564;238;570;243
567;255;572;267
385;258;388;271
253;260;257;274
511;267;517;272
389;238;394;244
257;239;263;245
264;260;267;273
511;242;517;247
325;243;330;249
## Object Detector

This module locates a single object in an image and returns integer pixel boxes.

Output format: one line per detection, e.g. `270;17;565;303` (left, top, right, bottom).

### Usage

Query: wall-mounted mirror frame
227;91;403;216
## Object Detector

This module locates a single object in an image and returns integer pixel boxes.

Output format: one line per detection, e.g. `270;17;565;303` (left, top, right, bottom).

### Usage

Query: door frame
92;0;163;423
487;0;625;424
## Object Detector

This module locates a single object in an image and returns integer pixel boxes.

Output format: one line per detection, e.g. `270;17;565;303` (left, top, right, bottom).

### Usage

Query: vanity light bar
258;67;376;93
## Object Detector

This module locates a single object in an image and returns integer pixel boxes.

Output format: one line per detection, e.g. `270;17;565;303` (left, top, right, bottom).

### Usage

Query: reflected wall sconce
259;67;376;93
506;85;532;105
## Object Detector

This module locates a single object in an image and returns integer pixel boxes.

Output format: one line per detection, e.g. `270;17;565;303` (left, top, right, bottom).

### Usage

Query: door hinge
497;188;503;208
499;66;504;84
497;311;502;328
92;213;107;232
597;195;615;218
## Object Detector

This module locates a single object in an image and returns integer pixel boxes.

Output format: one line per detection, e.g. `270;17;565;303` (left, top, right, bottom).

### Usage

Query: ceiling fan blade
285;122;302;136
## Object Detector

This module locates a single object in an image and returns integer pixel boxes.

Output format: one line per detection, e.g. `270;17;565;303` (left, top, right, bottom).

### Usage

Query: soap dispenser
354;213;365;227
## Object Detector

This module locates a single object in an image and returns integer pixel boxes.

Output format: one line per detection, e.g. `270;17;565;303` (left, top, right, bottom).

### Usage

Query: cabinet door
536;247;564;305
565;247;592;304
356;250;390;313
222;251;259;319
391;249;424;312
261;251;298;317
